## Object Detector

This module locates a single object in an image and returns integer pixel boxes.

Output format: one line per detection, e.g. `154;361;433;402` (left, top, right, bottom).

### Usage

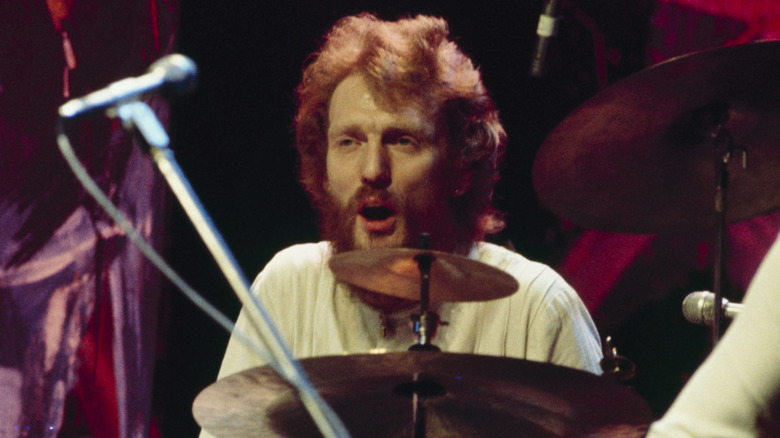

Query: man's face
323;74;457;253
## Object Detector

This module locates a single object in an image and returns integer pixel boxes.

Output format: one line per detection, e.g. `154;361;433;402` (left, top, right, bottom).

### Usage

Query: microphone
682;291;744;326
59;53;198;120
530;0;563;78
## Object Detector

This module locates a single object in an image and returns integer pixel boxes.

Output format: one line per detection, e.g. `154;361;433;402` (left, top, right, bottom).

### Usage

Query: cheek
399;154;448;195
325;156;352;200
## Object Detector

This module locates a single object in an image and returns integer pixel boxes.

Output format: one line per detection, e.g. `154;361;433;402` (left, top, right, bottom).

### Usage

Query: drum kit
193;40;780;437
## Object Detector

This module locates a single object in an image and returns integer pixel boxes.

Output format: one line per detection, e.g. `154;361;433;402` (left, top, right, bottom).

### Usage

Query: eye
395;136;417;147
337;137;357;147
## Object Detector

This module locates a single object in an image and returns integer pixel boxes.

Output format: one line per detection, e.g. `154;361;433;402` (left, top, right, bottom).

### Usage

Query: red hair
295;13;506;241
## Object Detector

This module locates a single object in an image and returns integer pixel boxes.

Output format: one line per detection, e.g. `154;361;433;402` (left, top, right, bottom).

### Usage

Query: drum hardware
710;116;747;343
328;241;518;352
192;352;652;437
532;40;780;234
327;247;519;303
328;235;519;349
328;234;523;436
394;374;447;438
532;40;780;345
599;336;636;382
406;234;444;437
408;234;442;352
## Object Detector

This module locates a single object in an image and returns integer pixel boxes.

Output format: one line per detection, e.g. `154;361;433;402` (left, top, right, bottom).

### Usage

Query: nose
360;140;390;189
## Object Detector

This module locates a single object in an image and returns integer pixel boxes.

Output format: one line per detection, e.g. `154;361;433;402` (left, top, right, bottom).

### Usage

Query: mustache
347;185;402;213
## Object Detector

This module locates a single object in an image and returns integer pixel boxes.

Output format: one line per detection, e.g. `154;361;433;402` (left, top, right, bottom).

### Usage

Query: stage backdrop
0;1;178;437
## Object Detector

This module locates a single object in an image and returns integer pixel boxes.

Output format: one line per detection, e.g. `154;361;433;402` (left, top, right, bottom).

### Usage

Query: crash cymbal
193;352;651;437
327;248;519;302
532;40;780;234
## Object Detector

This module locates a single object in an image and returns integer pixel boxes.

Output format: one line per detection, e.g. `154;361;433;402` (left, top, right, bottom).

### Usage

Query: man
214;12;601;389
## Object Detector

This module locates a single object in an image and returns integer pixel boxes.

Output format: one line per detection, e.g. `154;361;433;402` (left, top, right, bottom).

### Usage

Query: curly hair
295;13;507;242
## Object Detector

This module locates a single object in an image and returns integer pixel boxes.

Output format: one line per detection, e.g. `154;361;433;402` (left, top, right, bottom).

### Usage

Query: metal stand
409;234;441;352
710;116;746;345
599;336;636;382
111;101;350;438
402;234;447;437
395;374;446;438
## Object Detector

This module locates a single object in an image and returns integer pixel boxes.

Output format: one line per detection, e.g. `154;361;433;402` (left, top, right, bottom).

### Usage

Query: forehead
327;74;436;138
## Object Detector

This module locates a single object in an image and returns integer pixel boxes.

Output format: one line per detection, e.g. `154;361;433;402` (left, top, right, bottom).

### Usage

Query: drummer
211;12;601;390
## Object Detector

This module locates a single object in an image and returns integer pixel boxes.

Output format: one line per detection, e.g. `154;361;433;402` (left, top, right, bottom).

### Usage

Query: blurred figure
646;230;780;437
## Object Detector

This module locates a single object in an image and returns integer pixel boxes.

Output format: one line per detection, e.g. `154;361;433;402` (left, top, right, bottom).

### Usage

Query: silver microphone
530;0;562;77
59;53;198;120
682;291;744;325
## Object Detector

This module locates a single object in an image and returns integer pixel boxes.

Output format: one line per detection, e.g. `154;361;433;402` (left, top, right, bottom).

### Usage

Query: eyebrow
382;127;435;143
327;123;435;143
327;124;363;139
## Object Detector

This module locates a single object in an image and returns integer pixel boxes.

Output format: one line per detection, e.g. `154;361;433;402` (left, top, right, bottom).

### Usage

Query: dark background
154;1;706;436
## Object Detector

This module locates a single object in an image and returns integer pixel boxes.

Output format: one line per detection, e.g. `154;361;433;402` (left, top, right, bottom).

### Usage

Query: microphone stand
709;114;746;346
83;101;350;438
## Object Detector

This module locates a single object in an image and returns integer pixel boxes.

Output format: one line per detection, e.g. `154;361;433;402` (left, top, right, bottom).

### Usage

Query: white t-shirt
216;241;602;379
647;232;780;437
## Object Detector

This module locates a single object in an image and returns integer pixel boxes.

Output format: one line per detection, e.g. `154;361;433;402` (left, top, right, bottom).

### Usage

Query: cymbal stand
711;122;746;345
394;374;446;438
409;234;441;352
405;234;444;437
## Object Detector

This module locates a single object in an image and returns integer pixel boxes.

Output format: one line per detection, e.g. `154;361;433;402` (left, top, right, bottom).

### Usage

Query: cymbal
193;352;651;437
532;40;780;234
327;248;519;302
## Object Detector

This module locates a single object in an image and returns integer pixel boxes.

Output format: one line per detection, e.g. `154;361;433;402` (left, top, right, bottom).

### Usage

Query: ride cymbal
533;40;780;234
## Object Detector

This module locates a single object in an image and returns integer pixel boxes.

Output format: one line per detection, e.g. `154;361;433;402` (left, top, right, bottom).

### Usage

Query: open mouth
360;205;395;221
358;201;397;233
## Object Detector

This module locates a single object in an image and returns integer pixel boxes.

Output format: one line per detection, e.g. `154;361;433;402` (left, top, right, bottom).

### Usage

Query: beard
319;185;418;254
318;184;448;313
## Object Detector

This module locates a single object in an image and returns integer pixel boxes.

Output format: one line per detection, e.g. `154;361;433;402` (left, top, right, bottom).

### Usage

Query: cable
56;106;350;438
55;121;272;364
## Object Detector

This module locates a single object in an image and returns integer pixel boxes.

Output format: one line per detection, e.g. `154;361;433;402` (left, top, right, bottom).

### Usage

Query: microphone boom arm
57;91;350;437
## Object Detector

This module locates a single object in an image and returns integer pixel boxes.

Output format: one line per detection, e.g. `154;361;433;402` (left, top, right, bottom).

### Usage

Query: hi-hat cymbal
532;40;780;234
327;248;519;302
193;352;651;437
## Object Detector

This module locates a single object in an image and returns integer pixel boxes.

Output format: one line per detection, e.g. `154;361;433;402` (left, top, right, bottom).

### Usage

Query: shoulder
251;242;332;287
266;241;332;267
472;242;583;311
471;242;551;275
472;242;570;293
